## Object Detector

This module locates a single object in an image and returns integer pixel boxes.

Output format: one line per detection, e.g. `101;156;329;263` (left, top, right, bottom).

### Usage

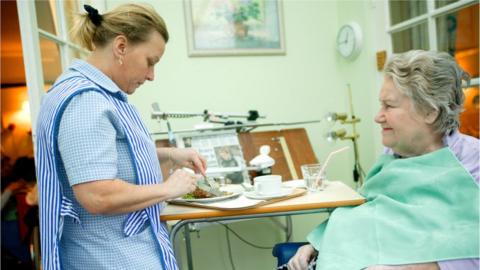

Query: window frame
386;0;479;86
16;0;104;150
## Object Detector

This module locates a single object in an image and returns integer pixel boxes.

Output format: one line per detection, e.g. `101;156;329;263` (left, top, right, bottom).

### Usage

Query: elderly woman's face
119;31;166;94
374;77;436;157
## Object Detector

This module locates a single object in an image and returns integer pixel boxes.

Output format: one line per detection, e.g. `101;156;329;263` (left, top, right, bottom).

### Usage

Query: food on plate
182;187;232;199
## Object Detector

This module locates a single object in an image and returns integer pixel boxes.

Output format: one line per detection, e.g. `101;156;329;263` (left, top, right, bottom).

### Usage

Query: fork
205;177;220;190
203;177;226;197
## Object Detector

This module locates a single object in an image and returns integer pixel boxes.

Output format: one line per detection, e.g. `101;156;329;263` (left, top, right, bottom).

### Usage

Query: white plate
173;192;241;203
219;184;245;194
244;187;294;200
282;179;306;189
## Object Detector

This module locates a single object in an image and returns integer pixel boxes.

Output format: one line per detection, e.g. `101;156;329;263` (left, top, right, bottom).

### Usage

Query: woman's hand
163;169;201;199
169;148;207;176
287;244;317;270
25;184;38;206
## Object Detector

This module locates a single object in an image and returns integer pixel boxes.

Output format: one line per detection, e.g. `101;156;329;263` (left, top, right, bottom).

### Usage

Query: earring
118;58;124;65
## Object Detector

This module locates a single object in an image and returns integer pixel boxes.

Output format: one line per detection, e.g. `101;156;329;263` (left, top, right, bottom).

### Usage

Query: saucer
244;187;294;200
282;179;306;189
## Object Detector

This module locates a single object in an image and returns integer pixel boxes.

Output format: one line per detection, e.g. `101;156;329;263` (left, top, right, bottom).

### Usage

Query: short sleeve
438;259;479;270
58;91;120;186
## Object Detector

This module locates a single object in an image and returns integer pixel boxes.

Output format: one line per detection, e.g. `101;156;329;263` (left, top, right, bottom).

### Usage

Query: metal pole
184;224;194;270
346;84;364;188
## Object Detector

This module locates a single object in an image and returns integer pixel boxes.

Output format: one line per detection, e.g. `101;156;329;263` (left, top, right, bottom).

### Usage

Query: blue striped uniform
35;59;178;270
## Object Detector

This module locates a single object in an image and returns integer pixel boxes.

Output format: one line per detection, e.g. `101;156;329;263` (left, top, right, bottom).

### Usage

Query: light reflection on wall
460;87;479;138
455;3;479;138
1;86;34;160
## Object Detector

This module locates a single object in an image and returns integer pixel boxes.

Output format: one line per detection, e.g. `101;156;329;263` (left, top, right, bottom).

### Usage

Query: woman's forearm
156;147;173;163
72;179;171;215
72;169;198;215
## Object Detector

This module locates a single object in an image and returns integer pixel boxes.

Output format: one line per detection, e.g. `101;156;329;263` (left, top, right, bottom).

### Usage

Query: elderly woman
287;50;479;270
35;4;205;270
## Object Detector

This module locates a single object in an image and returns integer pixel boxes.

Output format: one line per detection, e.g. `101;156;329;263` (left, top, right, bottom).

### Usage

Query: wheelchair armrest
272;242;309;266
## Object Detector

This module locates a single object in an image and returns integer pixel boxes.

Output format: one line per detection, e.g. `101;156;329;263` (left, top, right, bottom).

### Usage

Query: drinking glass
301;164;326;192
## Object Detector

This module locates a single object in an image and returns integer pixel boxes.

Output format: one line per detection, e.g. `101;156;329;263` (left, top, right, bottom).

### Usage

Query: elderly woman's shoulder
449;131;479;149
461;132;479;143
446;130;479;183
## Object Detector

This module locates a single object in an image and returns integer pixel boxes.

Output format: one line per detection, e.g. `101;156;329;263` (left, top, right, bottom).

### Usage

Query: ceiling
1;0;26;85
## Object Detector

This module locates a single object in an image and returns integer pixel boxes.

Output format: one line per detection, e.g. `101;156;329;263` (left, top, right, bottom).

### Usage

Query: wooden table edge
160;198;365;221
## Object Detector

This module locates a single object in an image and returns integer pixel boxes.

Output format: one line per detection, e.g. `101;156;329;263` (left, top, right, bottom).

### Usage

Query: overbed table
160;180;365;270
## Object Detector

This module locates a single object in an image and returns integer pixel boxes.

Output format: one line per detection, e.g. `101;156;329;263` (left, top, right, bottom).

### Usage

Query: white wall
107;0;384;186
106;0;383;269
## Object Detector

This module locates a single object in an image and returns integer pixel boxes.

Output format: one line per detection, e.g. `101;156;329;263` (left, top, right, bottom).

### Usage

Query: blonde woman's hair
71;3;169;51
384;50;470;135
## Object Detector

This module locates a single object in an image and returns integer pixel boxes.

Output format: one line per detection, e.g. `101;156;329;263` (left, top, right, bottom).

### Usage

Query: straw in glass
315;146;350;186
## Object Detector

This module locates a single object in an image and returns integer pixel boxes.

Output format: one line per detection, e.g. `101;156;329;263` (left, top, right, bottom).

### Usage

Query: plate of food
174;187;242;203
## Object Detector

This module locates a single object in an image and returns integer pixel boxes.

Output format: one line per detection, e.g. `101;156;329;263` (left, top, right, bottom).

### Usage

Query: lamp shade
325;129;347;142
324;112;347;122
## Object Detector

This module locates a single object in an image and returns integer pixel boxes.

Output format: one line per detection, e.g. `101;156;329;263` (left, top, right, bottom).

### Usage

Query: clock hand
344;31;349;44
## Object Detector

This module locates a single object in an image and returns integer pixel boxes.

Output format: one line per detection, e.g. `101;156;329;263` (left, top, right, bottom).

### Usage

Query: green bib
307;147;479;270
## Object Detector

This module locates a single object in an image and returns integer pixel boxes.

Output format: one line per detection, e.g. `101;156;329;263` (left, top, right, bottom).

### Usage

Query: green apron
307;147;479;270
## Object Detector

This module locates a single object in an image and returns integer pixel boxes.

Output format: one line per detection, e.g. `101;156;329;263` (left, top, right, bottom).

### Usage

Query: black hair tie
84;4;102;26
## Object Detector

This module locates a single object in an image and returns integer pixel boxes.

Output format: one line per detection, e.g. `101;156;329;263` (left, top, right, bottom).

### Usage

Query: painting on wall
184;0;285;56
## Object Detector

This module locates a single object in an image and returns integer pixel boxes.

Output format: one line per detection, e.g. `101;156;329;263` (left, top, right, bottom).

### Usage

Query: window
34;0;90;86
389;0;427;25
391;22;429;52
388;0;478;81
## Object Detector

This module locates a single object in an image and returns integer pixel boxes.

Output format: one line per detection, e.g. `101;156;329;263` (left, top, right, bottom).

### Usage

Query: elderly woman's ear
424;109;439;125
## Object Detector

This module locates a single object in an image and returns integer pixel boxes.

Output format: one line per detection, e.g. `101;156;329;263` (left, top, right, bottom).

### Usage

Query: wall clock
336;22;363;60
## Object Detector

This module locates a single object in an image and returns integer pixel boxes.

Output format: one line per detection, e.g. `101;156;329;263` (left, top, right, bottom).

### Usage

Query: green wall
106;0;383;269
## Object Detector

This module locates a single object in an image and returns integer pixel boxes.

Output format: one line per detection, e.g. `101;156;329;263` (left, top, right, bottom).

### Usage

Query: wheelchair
272;242;308;268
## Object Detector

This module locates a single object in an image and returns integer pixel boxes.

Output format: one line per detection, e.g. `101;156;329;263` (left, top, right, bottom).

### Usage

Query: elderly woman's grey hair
384;50;470;135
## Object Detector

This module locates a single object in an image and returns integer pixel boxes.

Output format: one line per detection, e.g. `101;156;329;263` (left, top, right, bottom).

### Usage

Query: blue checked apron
36;71;178;270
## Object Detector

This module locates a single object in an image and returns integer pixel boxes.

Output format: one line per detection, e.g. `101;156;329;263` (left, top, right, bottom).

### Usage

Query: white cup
253;175;282;195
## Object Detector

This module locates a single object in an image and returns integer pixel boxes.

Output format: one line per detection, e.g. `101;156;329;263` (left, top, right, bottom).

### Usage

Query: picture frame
176;131;250;184
183;0;286;56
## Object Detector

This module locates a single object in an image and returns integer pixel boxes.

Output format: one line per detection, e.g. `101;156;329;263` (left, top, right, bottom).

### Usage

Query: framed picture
176;131;250;184
183;0;285;56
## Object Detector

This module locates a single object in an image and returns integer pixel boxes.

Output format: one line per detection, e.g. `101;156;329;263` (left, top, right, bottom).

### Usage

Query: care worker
35;4;205;270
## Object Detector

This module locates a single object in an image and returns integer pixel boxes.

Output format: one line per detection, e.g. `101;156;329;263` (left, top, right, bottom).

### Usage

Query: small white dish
282;179;306;189
244;187;294;200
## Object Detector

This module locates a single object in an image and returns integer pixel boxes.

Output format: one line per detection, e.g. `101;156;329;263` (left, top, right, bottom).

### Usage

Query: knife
197;180;223;197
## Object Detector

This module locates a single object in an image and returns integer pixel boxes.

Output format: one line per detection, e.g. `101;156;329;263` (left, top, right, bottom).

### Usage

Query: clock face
337;26;355;57
336;22;362;60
